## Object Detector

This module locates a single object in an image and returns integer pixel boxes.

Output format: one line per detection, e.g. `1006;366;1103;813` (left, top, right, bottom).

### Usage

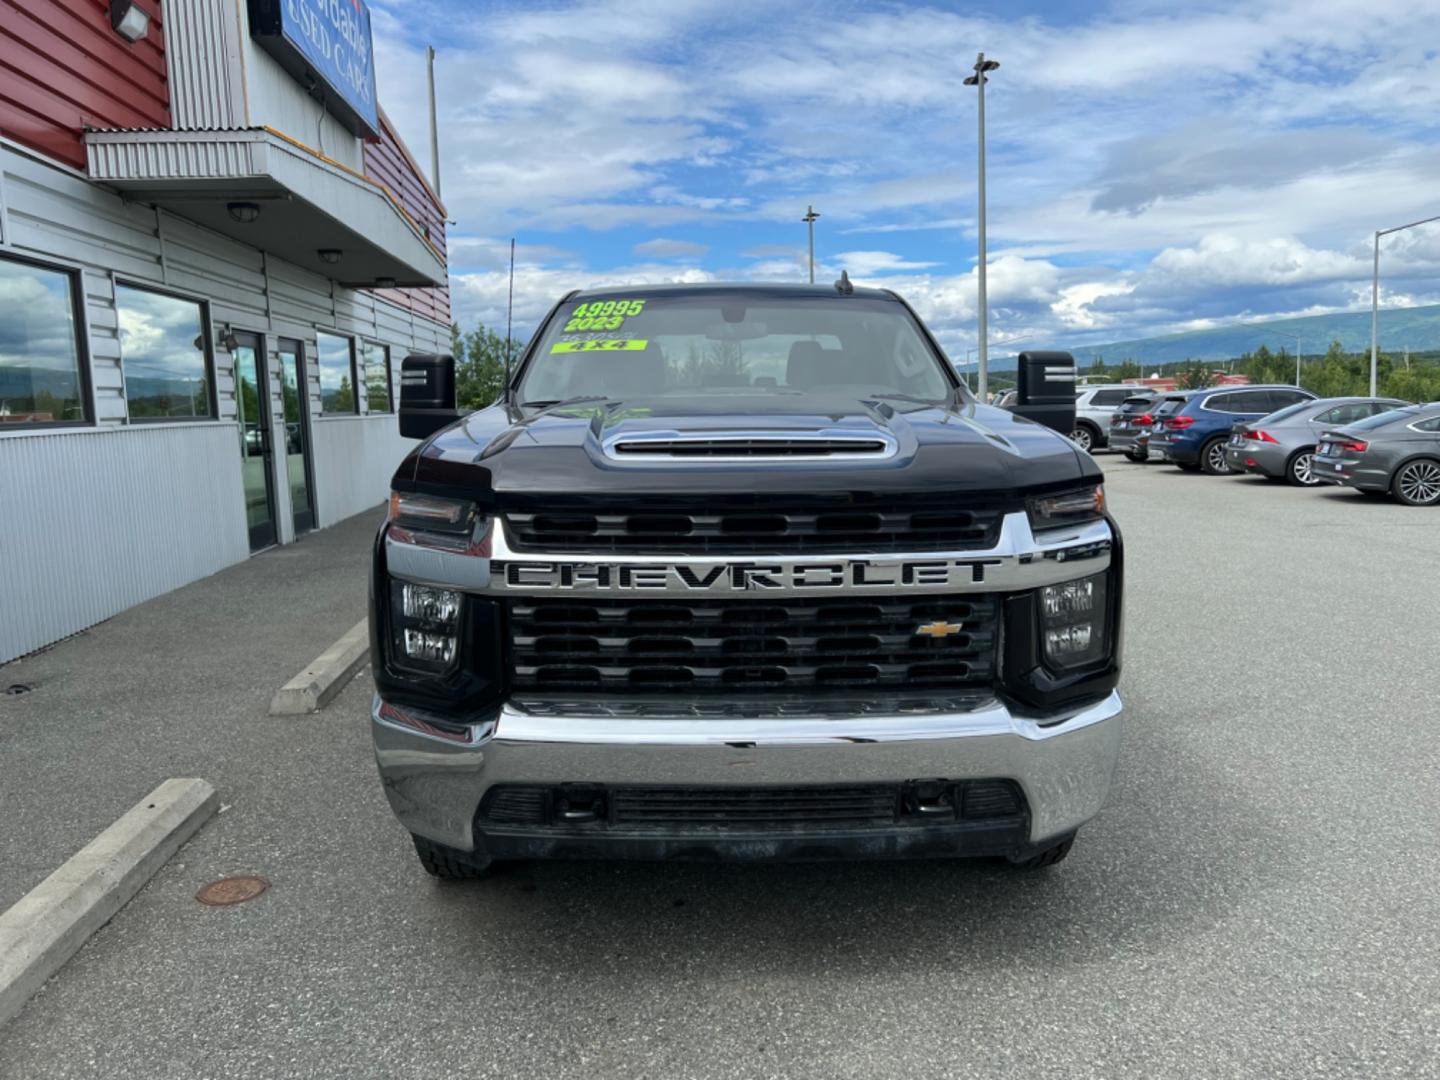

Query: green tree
455;325;519;411
1089;354;1108;379
332;374;354;413
1114;358;1141;381
1177;360;1216;389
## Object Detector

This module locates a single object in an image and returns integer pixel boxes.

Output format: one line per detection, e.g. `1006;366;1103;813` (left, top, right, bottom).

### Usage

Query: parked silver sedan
1312;404;1440;504
1224;397;1410;486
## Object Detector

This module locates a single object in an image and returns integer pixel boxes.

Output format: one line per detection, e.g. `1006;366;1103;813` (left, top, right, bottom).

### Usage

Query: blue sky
369;0;1440;358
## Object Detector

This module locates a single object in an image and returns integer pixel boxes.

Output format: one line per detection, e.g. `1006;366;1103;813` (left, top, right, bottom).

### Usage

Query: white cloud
831;251;940;275
633;238;711;259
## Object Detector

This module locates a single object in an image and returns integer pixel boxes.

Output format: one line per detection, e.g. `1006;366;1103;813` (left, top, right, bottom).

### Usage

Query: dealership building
0;0;451;662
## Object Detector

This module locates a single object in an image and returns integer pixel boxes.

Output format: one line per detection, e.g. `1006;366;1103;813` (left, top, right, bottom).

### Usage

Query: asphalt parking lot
2;459;1438;1079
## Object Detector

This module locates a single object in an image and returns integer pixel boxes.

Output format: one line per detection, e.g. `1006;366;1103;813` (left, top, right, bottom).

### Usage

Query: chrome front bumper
372;690;1124;854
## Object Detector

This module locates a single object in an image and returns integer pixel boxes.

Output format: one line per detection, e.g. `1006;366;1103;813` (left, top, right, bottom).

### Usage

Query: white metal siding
0;424;249;663
0;141;452;662
163;0;247;130
310;417;414;529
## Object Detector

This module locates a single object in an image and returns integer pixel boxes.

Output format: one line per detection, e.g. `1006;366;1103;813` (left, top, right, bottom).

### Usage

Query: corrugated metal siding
309;416;413;530
163;0;244;130
0;140;452;658
0;0;169;170
86;131;267;180
364;114;450;323
0;423;249;663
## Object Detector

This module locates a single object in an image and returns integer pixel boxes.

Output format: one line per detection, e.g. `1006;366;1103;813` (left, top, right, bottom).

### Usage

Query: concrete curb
269;618;370;715
0;778;218;1027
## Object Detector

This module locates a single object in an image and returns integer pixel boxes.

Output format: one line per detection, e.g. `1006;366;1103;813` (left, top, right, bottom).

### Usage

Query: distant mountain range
1061;304;1440;369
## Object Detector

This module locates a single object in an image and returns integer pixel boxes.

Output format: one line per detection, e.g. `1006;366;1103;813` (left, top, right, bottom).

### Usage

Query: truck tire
412;833;491;879
1007;832;1075;869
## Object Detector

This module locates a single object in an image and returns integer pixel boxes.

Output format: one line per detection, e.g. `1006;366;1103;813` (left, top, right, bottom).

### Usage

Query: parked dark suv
1147;385;1315;474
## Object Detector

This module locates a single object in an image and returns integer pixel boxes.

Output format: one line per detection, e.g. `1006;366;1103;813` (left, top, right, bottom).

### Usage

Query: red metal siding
364;111;450;324
0;0;168;170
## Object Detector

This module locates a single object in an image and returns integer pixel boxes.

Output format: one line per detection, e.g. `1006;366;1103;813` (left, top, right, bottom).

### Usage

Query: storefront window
317;332;356;414
363;342;391;412
0;257;87;425
117;285;211;419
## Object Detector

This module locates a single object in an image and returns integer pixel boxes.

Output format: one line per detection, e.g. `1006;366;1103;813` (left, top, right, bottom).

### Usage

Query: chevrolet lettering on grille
495;556;1008;594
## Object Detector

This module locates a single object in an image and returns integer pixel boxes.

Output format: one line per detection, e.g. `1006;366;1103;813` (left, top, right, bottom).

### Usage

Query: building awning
84;128;446;289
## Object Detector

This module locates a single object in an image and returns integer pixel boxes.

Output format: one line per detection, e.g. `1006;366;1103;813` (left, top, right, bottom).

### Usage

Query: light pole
1371;213;1440;396
1259;330;1302;387
964;52;999;400
803;205;821;284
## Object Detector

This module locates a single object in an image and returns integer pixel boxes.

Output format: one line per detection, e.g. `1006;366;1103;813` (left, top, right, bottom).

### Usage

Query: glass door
232;332;278;551
277;338;316;535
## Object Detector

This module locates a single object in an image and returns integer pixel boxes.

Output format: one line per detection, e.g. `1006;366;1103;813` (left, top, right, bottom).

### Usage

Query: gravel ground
1;462;1437;1079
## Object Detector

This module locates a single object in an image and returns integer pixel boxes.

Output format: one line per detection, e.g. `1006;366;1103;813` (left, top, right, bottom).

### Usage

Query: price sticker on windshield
564;299;646;333
551;339;650;354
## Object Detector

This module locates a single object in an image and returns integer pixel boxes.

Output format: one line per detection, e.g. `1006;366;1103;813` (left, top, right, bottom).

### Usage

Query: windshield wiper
864;392;950;406
517;395;613;416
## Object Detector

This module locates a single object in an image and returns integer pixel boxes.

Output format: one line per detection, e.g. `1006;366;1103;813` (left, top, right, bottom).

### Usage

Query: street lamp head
978;59;1000;72
963;74;980;85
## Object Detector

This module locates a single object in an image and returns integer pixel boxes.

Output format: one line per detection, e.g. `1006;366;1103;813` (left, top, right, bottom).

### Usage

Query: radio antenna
504;238;515;401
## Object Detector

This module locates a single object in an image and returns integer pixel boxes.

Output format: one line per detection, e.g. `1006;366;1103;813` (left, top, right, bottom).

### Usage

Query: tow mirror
1010;351;1077;436
398;353;460;440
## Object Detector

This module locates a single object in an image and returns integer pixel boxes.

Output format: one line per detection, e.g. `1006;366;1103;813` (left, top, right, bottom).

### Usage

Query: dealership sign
249;0;380;139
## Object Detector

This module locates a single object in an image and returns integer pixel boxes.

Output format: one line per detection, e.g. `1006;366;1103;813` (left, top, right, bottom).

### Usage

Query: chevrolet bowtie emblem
915;621;963;638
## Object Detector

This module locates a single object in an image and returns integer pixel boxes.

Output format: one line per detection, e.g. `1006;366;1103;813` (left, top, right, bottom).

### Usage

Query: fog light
390;580;463;676
402;629;456;665
1039;573;1107;670
402;583;461;626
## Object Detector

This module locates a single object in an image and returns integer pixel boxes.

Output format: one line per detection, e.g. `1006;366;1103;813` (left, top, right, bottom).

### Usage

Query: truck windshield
518;294;954;406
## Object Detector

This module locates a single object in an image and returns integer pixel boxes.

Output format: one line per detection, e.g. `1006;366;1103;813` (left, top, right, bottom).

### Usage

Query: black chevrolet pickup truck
369;282;1123;878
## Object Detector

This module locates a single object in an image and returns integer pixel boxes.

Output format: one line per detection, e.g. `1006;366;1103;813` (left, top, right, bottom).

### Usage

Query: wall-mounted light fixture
218;324;240;352
110;0;151;42
318;249;343;265
226;202;261;224
375;277;398;289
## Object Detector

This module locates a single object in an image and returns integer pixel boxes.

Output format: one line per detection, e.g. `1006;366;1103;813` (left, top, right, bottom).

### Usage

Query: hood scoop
605;429;897;461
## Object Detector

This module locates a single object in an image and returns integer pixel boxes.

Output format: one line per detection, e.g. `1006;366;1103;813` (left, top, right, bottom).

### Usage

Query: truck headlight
1027;485;1105;530
387;492;487;555
390;581;463;675
1039;573;1107;669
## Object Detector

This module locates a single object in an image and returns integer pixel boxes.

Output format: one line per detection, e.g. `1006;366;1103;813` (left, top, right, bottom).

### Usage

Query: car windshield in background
520;295;953;407
1342;407;1420;431
1262;402;1315;423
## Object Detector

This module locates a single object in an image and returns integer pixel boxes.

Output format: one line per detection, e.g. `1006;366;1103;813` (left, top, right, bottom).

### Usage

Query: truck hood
398;399;1095;503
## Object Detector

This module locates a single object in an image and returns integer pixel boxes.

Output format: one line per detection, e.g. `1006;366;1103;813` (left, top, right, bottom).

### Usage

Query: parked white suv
1071;385;1157;451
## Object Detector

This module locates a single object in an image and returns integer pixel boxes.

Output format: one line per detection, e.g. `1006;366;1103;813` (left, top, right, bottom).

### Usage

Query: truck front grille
504;499;1004;554
508;595;998;693
476;781;1027;829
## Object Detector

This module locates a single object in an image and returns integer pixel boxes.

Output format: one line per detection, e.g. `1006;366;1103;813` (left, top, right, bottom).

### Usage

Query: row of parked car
1076;383;1440;505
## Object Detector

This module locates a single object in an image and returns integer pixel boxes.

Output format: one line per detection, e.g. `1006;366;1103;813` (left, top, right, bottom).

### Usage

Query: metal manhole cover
196;876;270;906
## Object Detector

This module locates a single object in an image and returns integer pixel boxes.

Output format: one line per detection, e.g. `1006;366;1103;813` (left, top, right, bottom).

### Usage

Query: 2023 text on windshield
517;295;958;407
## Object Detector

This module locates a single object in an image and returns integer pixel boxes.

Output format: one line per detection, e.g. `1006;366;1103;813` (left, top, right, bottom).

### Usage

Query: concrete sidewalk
0;506;385;913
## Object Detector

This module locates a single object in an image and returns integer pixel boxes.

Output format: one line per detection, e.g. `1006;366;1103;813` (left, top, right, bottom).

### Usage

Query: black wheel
1286;448;1320;486
1125;450;1145;462
412;833;491;879
1069;424;1097;452
1008;833;1076;869
1392;458;1440;506
1200;437;1232;475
